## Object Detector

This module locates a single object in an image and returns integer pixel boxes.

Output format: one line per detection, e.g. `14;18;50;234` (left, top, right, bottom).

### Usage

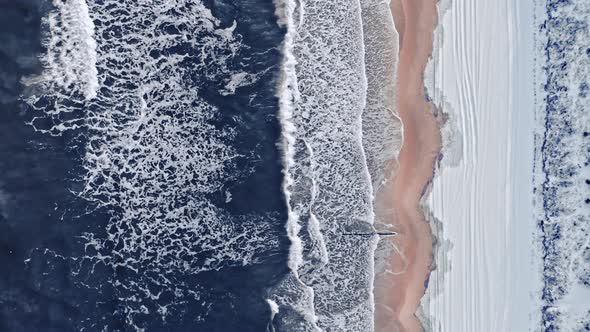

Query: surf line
374;0;442;331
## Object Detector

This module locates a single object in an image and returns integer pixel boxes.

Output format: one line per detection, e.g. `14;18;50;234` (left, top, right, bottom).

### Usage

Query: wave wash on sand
271;0;441;330
271;0;379;331
371;0;441;331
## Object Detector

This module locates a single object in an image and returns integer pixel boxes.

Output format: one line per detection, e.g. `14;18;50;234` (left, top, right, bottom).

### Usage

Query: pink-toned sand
374;0;440;331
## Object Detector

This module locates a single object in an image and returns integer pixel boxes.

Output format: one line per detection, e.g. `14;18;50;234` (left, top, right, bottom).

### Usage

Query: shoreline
374;0;441;330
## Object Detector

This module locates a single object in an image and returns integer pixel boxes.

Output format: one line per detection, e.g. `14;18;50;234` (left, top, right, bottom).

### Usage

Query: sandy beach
374;0;440;331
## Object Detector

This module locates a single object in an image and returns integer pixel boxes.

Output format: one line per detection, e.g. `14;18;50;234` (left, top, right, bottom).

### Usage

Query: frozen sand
422;0;540;331
374;0;440;330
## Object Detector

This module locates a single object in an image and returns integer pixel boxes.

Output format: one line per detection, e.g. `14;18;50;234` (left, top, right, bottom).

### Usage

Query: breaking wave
271;0;385;331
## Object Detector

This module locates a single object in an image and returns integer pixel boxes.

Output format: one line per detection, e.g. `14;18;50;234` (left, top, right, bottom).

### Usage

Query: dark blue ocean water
0;1;289;331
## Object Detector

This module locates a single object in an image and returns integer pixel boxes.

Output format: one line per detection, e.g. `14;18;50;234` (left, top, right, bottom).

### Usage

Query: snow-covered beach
422;0;540;331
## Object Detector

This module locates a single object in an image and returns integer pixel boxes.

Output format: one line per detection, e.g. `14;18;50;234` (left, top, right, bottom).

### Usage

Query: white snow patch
421;0;542;331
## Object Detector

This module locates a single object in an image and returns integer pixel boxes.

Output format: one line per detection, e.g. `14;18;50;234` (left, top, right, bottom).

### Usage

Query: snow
420;0;542;331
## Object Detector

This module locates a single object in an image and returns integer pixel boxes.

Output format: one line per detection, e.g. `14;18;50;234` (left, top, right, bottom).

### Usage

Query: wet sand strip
374;0;441;331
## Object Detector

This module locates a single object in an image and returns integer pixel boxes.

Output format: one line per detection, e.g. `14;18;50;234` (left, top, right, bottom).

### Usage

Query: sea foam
271;0;380;331
23;0;279;330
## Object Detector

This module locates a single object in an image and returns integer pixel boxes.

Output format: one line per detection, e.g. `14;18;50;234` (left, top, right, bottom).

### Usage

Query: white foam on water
272;0;379;330
23;0;277;330
220;69;268;96
25;0;99;101
357;2;406;330
357;2;404;296
272;0;322;330
303;140;330;265
359;0;403;197
267;298;280;332
22;0;98;135
268;298;280;316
